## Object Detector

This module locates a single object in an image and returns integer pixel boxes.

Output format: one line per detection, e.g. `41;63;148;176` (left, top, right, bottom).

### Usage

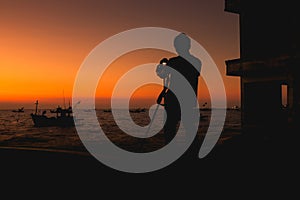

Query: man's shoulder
168;56;191;65
168;56;201;73
168;56;181;63
167;57;181;68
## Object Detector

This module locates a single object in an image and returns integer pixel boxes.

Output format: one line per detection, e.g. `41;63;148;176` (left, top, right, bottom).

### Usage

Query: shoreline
1;132;296;168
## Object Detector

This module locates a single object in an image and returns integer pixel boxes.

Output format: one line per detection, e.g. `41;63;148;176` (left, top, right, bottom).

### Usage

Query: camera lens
160;58;168;65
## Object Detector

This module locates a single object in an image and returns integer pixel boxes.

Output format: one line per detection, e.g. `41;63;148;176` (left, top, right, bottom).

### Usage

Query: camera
156;58;169;79
160;58;169;65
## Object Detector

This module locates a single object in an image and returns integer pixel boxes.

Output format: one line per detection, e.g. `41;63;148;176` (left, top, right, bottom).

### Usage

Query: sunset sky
0;0;240;109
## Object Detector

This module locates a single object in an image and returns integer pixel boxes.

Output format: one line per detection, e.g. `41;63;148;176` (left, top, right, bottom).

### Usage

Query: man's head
174;33;191;56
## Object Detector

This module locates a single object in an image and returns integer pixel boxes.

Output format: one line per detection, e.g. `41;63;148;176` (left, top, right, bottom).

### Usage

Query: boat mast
63;89;66;109
35;100;38;114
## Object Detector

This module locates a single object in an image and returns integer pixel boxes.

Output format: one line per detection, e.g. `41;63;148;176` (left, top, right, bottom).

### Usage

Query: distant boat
30;100;74;127
102;108;146;113
200;113;208;121
229;105;240;111
12;107;24;113
200;108;211;111
129;108;146;113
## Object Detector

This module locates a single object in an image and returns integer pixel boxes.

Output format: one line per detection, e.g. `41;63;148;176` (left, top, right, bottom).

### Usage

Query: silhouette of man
157;33;201;157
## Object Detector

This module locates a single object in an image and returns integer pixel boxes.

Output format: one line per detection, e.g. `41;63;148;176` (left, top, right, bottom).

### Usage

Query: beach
1;108;297;194
1;131;297;195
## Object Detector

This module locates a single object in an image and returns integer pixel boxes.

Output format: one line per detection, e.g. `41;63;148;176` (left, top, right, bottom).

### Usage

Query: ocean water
0;109;241;153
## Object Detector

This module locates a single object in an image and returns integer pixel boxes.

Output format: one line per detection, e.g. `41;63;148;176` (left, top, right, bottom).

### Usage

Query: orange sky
0;0;240;109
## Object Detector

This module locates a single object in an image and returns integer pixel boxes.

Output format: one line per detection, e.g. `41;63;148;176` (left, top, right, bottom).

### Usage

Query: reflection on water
0;109;241;153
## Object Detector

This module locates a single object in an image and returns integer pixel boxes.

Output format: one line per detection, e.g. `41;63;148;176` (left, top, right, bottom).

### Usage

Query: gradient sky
0;0;240;109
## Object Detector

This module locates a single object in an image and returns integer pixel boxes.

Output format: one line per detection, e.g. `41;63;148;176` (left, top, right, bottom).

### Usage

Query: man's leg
163;108;179;145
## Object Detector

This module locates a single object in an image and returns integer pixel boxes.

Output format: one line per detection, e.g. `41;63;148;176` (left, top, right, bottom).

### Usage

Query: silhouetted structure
31;100;74;127
225;0;300;139
12;107;24;113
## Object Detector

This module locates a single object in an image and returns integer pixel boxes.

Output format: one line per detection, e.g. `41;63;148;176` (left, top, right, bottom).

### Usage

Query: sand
1;134;297;196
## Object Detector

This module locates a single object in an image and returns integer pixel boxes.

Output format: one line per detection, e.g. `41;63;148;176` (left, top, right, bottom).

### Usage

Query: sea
0;109;241;154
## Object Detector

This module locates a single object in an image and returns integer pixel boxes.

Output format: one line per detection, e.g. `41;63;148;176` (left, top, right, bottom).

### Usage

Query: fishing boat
230;105;241;111
30;100;74;127
12;107;24;113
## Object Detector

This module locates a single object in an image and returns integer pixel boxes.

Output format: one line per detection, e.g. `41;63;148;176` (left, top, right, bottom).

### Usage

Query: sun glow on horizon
0;1;240;109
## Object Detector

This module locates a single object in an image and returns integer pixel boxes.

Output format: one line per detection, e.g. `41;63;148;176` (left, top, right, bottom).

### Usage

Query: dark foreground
1;134;298;197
